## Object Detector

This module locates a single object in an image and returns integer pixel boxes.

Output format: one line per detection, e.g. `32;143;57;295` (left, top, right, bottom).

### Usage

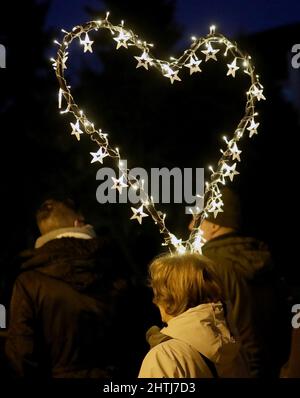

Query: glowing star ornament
250;85;266;101
90;147;109;164
185;56;202;75
192;230;206;252
177;245;186;255
223;137;242;162
162;64;181;84
228;164;240;181
80;33;94;53
111;175;128;194
247;118;260;138
170;234;186;254
70;120;84;141
209;199;224;218
227;58;239;77
113;29;131;49
130;205;149;224
230;142;242;161
134;51;153;70
222;162;240;181
201;43;220;61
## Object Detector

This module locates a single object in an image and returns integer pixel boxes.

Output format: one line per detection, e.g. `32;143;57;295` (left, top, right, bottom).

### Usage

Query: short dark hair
36;198;78;224
36;198;83;235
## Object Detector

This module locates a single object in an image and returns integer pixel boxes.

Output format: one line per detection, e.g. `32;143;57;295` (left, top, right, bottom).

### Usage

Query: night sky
47;0;300;37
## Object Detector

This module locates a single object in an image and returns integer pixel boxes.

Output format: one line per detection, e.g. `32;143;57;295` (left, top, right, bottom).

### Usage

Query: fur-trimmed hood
20;230;121;293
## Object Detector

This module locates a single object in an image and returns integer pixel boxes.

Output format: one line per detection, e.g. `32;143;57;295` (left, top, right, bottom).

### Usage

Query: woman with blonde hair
138;253;249;378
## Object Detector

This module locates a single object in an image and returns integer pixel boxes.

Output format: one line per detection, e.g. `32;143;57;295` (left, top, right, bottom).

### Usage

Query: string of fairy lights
52;12;265;254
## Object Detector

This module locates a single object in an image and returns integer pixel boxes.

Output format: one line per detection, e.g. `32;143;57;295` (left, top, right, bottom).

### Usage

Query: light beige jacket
138;302;250;378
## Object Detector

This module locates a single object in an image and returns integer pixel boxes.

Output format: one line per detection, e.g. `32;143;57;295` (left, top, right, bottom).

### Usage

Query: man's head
149;253;223;323
189;187;242;242
198;219;236;241
36;198;85;235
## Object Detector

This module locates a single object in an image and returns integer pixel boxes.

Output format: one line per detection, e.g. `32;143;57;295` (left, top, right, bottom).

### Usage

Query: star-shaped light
80;33;93;53
170;234;182;246
222;162;240;181
177;245;186;255
130;205;148;224
170;234;186;254
209;199;224;218
247;118;260;138
192;229;206;253
134;51;153;70
70;120;84;141
90;147;109;164
111;175;128;194
201;43;220;61
227;58;239;77
250;85;266;101
162;64;181;84
229;142;242;161
184;56;202;75
113;29;131;49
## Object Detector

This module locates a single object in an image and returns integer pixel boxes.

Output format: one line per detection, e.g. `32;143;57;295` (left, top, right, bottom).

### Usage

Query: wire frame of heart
53;13;265;254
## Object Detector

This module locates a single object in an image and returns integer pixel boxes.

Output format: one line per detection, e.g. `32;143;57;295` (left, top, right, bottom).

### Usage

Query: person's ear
211;223;220;237
74;218;85;227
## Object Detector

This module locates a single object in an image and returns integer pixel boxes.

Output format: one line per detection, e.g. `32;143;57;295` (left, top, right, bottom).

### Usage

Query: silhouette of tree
0;0;55;254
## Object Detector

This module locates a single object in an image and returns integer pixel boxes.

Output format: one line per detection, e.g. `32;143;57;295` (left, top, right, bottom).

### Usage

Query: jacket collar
205;232;240;245
35;225;96;249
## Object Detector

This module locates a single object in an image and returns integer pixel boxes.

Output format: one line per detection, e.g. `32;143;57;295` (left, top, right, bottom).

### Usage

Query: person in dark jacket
5;198;132;378
190;187;290;377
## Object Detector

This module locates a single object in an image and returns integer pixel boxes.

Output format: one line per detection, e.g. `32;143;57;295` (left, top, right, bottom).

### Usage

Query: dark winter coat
5;236;130;378
202;233;290;377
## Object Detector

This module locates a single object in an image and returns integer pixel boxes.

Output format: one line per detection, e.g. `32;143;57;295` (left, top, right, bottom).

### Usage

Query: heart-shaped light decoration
53;13;265;254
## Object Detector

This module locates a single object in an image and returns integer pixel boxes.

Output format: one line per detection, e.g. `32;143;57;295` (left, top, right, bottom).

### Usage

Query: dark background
0;0;299;293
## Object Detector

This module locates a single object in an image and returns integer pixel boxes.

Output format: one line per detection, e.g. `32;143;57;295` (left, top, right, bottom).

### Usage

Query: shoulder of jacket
150;338;196;359
15;269;47;291
146;339;178;358
139;340;181;378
